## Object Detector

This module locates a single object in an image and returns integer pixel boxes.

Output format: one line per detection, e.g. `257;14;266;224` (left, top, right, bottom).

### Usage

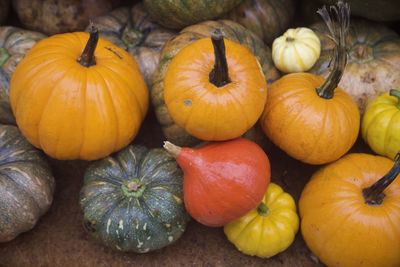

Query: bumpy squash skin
0;124;55;242
151;20;280;146
89;4;176;87
300;153;400;267
362;91;400;160
13;0;119;35
310;19;400;113
226;0;295;44
80;144;189;253
224;183;299;258
143;0;243;29
0;26;46;125
10;32;148;160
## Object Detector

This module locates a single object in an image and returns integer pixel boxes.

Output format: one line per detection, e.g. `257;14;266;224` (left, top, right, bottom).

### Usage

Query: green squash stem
316;0;350;99
390;89;400;109
78;24;99;67
257;202;269;216
363;152;400;205
121;179;146;198
209;29;231;87
0;47;10;66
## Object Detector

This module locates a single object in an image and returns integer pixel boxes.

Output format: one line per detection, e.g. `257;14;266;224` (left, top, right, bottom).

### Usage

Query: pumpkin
310;0;400;22
80;144;189;253
0;124;55;242
362;89;400;160
143;0;243;29
225;0;295;45
0;26;46;125
299;153;400;267
224;183;299;258
310;19;400;113
164;138;271;227
10;27;148;160
12;0;120;35
272;27;321;73
88;4;176;87
164;29;267;141
152;20;280;146
0;0;10;24
261;2;360;165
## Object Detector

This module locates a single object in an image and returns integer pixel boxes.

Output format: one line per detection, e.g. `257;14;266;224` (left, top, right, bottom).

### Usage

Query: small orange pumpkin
261;1;360;164
10;26;148;160
164;29;267;142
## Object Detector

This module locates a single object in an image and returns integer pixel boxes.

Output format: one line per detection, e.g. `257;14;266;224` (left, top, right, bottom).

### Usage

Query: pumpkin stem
163;141;182;157
78;23;99;67
390;89;400;109
363;152;400;205
257;202;269;216
316;0;350;99
209;29;231;87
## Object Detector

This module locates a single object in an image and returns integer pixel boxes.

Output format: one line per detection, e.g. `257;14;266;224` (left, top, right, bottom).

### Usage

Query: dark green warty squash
0;124;55;242
226;0;295;44
89;3;176;87
0;26;46;125
151;20;280;146
143;0;243;29
80;144;189;253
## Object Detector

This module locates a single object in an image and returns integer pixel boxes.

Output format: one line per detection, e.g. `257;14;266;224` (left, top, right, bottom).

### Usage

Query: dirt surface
0;111;370;267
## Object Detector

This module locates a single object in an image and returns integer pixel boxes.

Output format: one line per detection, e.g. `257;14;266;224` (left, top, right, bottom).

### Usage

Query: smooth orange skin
299;153;400;267
10;32;148;160
176;138;271;227
261;73;360;164
164;37;267;141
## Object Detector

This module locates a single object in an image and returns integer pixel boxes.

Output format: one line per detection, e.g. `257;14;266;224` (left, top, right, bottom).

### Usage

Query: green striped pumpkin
0;26;45;125
0;124;54;242
143;0;243;29
80;144;189;253
89;3;176;87
151;20;280;146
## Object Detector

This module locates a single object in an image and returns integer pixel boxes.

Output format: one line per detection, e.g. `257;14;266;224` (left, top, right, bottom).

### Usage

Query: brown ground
0;111;370;267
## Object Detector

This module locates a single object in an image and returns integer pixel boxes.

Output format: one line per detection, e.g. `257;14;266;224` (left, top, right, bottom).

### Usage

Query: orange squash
261;1;360;164
10;26;148;160
164;138;271;227
300;152;400;267
164;29;267;142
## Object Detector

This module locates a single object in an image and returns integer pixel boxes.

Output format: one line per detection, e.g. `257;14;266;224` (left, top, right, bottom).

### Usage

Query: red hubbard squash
164;138;271;227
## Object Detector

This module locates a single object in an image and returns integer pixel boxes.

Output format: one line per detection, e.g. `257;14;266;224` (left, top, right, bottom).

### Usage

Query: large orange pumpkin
300;153;400;267
10;27;148;160
261;1;360;164
164;29;267;141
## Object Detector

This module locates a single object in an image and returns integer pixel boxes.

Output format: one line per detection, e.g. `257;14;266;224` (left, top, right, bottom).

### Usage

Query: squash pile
1;0;400;265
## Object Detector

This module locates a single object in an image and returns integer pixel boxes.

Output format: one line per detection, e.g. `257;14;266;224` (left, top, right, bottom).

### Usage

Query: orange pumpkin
300;152;400;267
10;26;148;160
261;1;360;164
164;29;267;141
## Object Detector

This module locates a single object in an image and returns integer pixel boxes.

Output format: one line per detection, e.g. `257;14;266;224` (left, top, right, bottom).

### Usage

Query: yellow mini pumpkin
224;183;299;258
272;27;320;73
362;89;400;160
164;29;267;141
10;26;148;160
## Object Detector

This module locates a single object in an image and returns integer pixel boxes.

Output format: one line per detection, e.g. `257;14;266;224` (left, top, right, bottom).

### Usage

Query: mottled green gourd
80;144;189;253
0;124;55;242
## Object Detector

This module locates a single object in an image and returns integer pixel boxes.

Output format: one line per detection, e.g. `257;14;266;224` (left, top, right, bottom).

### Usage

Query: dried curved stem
209;29;231;87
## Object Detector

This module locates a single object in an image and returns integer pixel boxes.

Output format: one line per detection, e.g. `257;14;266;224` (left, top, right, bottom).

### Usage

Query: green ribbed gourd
0;26;45;125
80;144;189;253
0;124;54;242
